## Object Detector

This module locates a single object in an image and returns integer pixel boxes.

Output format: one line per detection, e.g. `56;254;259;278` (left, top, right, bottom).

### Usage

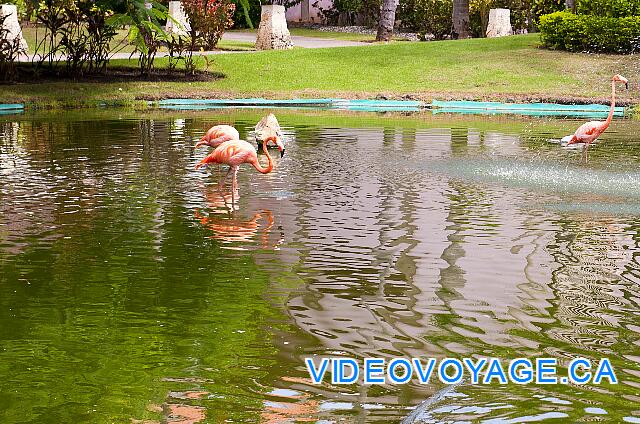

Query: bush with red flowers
182;0;236;50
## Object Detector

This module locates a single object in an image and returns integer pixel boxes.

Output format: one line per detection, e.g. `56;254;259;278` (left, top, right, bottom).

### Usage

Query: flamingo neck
605;79;616;127
251;140;273;174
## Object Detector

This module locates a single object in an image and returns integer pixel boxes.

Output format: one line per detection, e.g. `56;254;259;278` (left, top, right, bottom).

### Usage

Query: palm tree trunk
452;0;470;39
376;0;397;41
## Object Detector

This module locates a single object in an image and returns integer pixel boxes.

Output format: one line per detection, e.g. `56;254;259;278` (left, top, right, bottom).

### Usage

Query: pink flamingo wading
195;125;240;149
562;74;628;155
195;137;276;194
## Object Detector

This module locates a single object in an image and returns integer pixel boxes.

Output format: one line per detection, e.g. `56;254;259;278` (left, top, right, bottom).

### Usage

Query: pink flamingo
562;74;628;157
195;125;240;149
195;137;276;196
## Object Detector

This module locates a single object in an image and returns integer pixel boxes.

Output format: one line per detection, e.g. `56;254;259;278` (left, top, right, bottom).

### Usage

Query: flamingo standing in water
194;125;241;178
195;125;240;149
195;137;276;197
562;74;628;158
255;113;286;157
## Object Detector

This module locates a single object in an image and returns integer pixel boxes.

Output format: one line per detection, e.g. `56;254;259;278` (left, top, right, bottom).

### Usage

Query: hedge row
539;11;640;53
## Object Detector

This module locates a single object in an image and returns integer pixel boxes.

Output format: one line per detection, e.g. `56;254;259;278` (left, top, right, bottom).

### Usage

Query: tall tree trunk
565;0;575;12
452;0;470;39
376;0;397;41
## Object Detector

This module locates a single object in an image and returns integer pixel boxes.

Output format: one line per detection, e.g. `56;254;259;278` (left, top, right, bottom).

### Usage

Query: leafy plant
576;0;640;17
182;0;236;50
316;0;380;25
232;0;255;28
166;33;200;74
530;0;564;26
59;1;117;75
397;0;453;40
33;0;69;69
31;0;117;75
108;0;169;75
539;10;640;53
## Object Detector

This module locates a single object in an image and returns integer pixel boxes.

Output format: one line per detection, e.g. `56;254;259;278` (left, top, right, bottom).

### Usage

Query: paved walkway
222;31;367;48
17;32;367;62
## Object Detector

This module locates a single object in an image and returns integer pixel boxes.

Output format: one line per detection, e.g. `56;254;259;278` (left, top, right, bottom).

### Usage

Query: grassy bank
3;34;638;108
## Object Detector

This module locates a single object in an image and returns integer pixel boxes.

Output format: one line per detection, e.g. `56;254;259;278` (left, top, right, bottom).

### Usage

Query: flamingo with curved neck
255;114;286;156
562;74;628;149
195;138;274;193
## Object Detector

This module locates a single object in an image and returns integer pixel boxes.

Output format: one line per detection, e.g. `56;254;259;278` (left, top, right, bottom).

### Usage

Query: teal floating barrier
431;100;624;117
0;104;24;115
154;98;626;118
157;98;336;107
0;103;24;110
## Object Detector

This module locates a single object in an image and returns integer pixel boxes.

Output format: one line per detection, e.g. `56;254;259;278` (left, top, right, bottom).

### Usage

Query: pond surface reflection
0;110;639;423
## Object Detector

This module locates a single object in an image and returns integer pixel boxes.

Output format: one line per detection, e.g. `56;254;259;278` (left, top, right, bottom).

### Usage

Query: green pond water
0;109;639;423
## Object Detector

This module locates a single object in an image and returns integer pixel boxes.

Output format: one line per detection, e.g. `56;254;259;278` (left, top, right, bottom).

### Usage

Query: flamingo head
612;74;629;89
264;135;285;157
195;153;215;170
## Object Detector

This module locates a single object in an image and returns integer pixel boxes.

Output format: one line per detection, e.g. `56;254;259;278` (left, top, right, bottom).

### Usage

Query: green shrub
576;0;640;17
539;11;640;53
397;0;452;40
316;0;380;26
531;0;564;22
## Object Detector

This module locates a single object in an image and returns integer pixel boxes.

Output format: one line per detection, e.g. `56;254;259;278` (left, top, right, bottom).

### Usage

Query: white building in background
285;0;333;23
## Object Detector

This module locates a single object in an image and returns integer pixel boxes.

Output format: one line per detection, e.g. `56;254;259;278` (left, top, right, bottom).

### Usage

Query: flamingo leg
585;144;589;164
219;166;232;190
231;166;239;209
232;167;239;193
580;143;589;164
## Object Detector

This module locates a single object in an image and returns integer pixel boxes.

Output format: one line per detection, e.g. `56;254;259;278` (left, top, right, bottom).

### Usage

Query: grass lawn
4;34;638;107
216;39;255;51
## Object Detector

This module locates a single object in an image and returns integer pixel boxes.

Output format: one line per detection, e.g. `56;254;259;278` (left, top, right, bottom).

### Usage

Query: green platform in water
156;98;624;118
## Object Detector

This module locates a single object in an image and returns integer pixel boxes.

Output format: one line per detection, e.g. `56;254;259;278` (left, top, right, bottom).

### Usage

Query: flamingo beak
625;82;629;90
274;137;285;157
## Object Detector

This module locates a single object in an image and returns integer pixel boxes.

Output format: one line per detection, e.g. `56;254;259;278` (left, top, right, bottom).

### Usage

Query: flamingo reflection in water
194;186;283;250
134;390;208;424
260;377;320;424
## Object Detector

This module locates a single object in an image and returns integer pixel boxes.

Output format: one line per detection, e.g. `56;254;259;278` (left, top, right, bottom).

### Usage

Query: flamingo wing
255;114;282;142
207;134;236;148
204;125;239;141
574;121;604;142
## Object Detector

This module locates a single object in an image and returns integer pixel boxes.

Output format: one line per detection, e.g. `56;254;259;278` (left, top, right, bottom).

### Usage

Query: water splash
426;158;640;200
